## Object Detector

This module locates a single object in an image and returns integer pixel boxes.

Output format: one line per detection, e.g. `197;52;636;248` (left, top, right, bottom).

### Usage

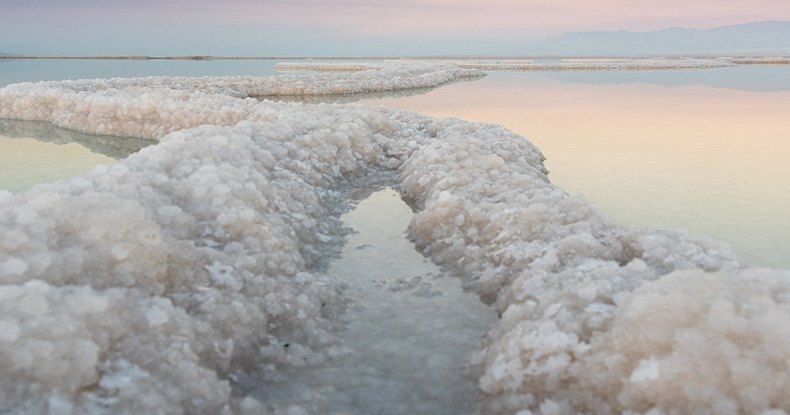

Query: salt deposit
278;58;736;72
0;62;788;414
730;56;790;65
0;62;481;139
277;57;790;72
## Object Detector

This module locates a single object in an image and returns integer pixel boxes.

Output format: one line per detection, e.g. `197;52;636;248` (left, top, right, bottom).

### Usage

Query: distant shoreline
0;56;357;61
2;55;790;61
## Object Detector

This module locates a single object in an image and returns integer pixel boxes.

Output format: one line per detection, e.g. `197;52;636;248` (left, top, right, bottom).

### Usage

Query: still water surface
0;58;277;86
359;69;790;267
0;135;114;192
0;60;788;267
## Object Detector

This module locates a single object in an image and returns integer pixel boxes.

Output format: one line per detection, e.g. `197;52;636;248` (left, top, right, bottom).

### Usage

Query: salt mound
0;62;787;414
580;268;790;414
0;62;481;140
0;281;232;414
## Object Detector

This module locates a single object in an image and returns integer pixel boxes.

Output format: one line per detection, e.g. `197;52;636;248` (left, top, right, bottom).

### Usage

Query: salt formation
730;56;790;65
277;56;790;72
0;62;788;414
0;62;481;139
278;58;736;72
399;124;790;413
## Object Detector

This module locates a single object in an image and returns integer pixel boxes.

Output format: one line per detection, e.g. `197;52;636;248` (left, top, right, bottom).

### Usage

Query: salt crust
0;62;481;140
276;58;736;72
277;57;790;72
1;62;788;414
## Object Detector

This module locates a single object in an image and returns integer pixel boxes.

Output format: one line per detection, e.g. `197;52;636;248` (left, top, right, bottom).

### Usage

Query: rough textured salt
0;62;481;140
0;62;787;414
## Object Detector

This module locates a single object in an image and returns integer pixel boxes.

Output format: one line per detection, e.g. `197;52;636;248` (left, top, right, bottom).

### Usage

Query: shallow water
546;64;790;92
243;188;495;414
0;59;277;86
0;134;116;192
359;69;790;268
0;120;152;192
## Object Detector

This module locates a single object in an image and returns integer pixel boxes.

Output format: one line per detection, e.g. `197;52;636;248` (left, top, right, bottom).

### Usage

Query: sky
2;0;790;56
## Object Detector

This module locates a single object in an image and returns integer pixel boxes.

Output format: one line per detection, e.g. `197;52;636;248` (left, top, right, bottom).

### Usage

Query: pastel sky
2;0;790;55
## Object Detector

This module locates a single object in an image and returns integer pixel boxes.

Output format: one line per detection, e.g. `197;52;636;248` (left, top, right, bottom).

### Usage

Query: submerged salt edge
0;62;788;415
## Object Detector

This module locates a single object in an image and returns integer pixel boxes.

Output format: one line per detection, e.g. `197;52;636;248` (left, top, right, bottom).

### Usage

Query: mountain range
527;21;790;56
3;22;790;57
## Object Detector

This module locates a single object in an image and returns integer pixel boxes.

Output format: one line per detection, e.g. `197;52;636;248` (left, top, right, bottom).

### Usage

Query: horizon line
3;54;790;61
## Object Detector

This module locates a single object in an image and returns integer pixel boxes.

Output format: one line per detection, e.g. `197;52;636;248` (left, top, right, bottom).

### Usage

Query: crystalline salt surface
0;61;788;414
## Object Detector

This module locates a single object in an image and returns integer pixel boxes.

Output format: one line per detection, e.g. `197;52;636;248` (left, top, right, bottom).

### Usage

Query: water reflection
0;119;152;159
360;70;790;268
0;59;278;87
0;134;115;192
0;119;154;192
258;85;438;104
546;65;790;92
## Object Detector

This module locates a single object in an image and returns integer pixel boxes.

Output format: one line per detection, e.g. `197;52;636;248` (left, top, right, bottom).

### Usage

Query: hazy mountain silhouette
528;21;790;56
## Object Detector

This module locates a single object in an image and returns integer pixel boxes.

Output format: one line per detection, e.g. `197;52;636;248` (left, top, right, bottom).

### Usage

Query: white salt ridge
0;63;788;414
0;62;482;140
278;58;736;72
277;56;789;72
730;56;790;65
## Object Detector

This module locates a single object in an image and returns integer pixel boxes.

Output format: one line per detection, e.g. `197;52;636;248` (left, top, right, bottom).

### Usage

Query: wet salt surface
242;188;495;414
